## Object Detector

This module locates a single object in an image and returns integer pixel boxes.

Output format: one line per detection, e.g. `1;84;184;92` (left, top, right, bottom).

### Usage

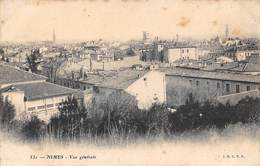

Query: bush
21;116;45;141
0;95;16;129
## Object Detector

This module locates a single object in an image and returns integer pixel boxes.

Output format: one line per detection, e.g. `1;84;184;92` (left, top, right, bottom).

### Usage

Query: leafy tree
0;48;5;61
21;116;45;141
0;95;16;128
48;96;88;139
26;48;41;73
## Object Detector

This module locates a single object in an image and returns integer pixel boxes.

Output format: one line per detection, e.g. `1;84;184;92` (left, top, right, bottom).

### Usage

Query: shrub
21;116;45;141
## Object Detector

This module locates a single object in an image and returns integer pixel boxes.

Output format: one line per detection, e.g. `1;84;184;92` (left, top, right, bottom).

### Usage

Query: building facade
164;46;198;63
0;63;80;121
164;67;260;107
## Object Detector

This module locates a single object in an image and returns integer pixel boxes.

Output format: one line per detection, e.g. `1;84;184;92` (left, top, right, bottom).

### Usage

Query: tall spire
52;29;56;43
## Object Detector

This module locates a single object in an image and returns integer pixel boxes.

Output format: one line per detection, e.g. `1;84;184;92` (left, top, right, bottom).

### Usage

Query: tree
0;96;16;128
21;116;45;141
47;96;88;139
0;48;5;61
26;48;41;73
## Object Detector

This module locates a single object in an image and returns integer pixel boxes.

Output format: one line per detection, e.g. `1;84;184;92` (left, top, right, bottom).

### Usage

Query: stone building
163;67;260;107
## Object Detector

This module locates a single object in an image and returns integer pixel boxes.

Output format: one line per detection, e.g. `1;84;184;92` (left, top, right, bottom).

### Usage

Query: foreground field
1;124;260;166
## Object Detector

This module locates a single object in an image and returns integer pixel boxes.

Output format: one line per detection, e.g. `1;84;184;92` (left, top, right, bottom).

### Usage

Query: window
226;84;230;93
37;105;45;110
189;80;192;85
217;82;220;89
28;107;35;111
93;86;99;93
187;49;189;53
46;104;54;108
207;81;209;86
83;86;86;90
246;86;250;91
182;50;184;53
196;80;199;86
236;85;240;93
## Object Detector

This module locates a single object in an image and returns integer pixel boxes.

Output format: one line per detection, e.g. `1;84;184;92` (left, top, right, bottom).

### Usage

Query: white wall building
165;46;198;63
0;63;79;121
125;70;166;109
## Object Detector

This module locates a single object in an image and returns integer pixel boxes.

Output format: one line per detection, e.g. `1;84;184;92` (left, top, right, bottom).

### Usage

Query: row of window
61;81;80;89
27;103;59;111
181;49;190;53
190;80;254;93
225;84;251;93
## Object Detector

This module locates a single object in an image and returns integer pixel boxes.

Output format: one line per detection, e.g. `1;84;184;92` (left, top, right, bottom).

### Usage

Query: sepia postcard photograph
0;0;260;165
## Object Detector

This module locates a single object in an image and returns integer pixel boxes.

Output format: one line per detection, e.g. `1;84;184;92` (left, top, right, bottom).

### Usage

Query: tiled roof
14;82;77;100
243;63;260;72
81;69;148;89
162;67;260;84
0;63;47;85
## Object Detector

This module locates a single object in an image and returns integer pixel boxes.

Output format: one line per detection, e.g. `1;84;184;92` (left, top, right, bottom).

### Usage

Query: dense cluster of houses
1;36;260;121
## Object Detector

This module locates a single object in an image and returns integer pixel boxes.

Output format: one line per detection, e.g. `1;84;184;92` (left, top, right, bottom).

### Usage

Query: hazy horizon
1;0;260;42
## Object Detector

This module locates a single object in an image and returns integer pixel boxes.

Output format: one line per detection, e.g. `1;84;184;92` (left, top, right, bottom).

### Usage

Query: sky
0;0;260;42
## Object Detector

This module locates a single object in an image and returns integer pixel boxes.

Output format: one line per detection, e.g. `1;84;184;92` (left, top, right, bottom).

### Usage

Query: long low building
162;67;260;106
0;63;81;121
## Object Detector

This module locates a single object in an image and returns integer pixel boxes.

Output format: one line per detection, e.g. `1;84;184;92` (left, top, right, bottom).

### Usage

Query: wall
166;47;198;63
126;71;166;109
167;48;181;63
91;87;120;107
24;95;70;121
217;90;260;106
2;90;25;116
166;75;260;107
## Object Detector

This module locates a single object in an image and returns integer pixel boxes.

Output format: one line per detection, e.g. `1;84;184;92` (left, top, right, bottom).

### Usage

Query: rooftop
80;69;149;89
0;63;47;85
216;55;260;72
162;67;260;84
14;82;77;100
167;45;196;49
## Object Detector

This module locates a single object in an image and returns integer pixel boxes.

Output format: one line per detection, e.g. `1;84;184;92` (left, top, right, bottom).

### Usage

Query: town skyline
1;0;260;42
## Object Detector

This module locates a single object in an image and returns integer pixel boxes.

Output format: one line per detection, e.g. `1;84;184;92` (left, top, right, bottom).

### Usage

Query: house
215;53;260;75
222;45;259;61
56;68;166;109
164;46;198;63
0;63;81;121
